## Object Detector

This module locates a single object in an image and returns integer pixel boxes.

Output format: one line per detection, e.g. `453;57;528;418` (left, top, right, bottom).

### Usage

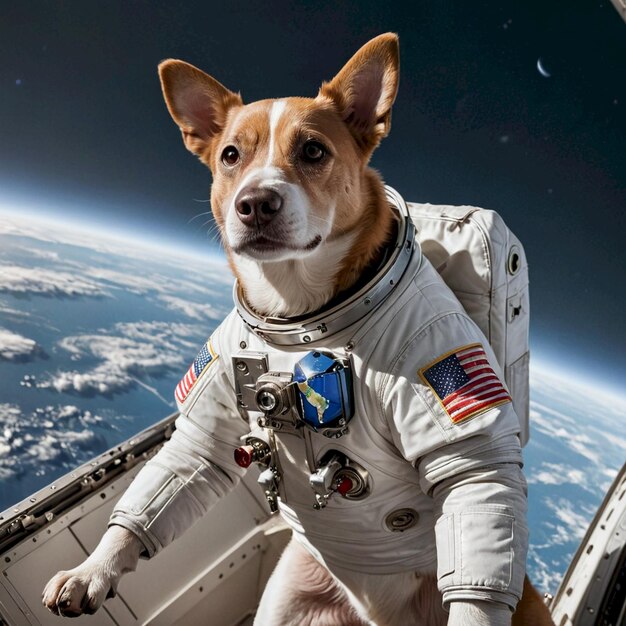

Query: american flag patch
419;344;511;424
175;340;218;404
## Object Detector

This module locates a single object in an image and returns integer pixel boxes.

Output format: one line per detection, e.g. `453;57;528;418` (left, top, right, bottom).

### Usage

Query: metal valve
309;451;369;509
333;466;368;499
234;437;271;468
234;433;282;514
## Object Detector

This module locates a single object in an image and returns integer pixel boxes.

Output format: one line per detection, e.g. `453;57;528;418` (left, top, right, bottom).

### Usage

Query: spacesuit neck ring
233;185;419;347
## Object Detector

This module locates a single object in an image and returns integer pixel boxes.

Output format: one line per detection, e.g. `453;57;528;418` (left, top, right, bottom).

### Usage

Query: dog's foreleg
448;601;512;626
42;525;143;617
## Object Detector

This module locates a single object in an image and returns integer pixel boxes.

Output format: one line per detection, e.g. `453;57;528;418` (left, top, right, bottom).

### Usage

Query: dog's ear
158;60;242;158
318;33;399;153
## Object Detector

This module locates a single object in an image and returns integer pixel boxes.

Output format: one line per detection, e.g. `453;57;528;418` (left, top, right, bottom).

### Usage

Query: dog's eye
301;141;326;163
221;146;240;166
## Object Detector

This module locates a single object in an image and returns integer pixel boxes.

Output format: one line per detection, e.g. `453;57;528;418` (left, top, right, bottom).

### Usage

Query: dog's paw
42;566;115;617
42;525;142;617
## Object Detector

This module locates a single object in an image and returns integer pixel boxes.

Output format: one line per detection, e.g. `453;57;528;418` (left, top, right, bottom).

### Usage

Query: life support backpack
407;202;530;446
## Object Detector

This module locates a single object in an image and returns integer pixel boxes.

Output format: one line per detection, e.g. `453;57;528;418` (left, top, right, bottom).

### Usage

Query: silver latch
309;451;370;509
507;294;523;322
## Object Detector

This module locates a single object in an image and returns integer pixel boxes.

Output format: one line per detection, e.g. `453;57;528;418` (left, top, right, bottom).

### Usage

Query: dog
43;34;555;625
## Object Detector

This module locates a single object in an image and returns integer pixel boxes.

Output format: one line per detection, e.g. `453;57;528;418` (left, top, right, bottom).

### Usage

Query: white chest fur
232;232;355;317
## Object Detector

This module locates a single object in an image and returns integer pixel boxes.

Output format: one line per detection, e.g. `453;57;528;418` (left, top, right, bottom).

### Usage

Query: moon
537;58;551;78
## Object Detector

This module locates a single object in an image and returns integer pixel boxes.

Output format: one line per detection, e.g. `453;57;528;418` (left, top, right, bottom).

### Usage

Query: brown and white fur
43;34;554;625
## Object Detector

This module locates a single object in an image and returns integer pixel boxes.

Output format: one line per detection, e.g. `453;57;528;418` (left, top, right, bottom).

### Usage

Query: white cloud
597;431;626;453
529;407;571;440
527;546;563;595
545;498;592;541
36;320;205;400
528;462;586;488
157;294;223;321
82;264;233;300
567;434;601;465
529;400;576;426
24;248;61;262
0;403;106;481
0;210;231;272
179;266;235;289
0;327;42;361
45;367;133;396
530;403;601;465
531;363;626;417
602;467;618;479
83;267;161;294
0;264;108;298
0;300;31;318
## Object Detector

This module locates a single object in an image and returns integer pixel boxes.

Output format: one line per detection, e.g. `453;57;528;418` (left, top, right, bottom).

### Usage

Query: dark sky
1;1;625;390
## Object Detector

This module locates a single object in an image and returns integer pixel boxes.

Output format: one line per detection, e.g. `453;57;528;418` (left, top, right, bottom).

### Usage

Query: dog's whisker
307;215;351;237
203;221;222;245
188;211;214;225
307;215;333;227
207;230;221;244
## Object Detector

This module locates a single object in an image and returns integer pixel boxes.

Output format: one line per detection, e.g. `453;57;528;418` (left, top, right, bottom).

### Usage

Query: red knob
234;445;255;468
336;476;354;497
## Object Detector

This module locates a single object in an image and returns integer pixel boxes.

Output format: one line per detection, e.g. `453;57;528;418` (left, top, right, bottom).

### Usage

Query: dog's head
159;34;399;264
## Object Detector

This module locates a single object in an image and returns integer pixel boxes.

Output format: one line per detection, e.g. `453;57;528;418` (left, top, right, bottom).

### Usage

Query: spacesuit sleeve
107;323;249;558
378;312;528;611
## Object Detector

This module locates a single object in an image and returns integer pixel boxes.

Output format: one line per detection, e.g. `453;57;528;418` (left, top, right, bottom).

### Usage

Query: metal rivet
385;508;419;532
344;342;354;351
507;246;521;275
236;361;248;372
303;335;311;343
239;341;247;349
364;297;371;305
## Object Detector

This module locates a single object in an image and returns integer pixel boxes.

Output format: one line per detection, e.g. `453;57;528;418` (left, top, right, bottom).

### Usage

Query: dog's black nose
235;186;283;226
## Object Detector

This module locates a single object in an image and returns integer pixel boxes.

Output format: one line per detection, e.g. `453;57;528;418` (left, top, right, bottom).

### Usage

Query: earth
1;211;624;595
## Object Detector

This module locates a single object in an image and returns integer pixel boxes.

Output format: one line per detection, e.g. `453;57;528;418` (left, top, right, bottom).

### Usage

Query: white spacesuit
109;195;528;612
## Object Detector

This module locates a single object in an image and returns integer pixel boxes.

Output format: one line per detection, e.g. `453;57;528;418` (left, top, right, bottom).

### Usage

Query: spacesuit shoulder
374;309;521;463
173;308;240;412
